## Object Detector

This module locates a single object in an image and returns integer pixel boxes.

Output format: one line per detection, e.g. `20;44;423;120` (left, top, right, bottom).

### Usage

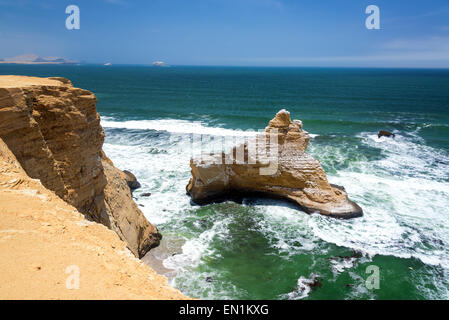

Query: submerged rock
186;109;363;218
378;130;395;138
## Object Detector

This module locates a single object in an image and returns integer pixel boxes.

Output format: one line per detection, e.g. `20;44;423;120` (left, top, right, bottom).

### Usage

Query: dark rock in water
378;130;395;138
310;278;322;289
205;276;214;283
141;192;152;197
300;276;322;292
334;250;362;260
328;249;362;264
123;170;141;190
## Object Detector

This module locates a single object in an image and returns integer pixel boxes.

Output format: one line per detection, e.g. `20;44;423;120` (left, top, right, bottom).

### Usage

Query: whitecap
280;274;320;300
101;117;257;137
309;131;449;271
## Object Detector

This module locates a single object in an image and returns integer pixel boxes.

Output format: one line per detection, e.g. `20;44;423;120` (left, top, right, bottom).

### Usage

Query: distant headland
0;53;78;65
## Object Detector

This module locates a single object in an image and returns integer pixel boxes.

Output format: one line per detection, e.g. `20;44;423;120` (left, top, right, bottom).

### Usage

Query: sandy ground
0;75;64;88
0;139;190;300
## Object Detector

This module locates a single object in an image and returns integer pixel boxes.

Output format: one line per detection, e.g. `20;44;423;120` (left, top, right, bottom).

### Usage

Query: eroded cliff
0;137;187;299
0;75;160;257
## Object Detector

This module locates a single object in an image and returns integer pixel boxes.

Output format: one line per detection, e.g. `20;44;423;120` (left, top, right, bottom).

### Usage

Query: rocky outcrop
0;137;188;299
0;75;160;257
187;109;362;218
101;153;161;257
123;170;142;191
378;130;395;138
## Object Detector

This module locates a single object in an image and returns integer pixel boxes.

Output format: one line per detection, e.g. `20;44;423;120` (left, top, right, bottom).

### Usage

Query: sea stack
186;109;363;219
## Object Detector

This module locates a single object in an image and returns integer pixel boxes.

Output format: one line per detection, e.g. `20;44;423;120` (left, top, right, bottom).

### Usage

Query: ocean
2;64;449;299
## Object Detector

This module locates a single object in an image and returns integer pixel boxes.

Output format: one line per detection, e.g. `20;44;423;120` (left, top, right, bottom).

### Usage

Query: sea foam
101;118;256;137
102;116;449;299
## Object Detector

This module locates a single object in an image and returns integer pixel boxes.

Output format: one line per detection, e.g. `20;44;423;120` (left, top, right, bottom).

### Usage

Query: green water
1;65;449;299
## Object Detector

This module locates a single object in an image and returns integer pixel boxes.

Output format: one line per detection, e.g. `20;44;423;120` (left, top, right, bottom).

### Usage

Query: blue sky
1;0;449;67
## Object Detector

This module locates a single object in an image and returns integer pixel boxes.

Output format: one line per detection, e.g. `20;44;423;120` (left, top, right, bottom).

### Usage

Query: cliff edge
0;137;187;299
0;75;160;257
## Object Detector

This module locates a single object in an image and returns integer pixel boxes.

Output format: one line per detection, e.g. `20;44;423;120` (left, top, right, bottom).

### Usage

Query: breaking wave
102;116;449;299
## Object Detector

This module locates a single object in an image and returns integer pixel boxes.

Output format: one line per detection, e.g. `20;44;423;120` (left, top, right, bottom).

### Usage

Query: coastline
0;138;188;299
1;68;448;299
0;75;189;299
142;237;184;281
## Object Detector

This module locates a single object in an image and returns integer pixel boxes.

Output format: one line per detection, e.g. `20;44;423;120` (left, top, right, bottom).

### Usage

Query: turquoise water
2;65;449;299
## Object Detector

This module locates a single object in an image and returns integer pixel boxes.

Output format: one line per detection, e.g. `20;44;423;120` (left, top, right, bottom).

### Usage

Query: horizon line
2;63;449;70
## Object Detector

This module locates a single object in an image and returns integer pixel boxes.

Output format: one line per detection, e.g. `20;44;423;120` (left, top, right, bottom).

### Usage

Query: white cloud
383;36;449;51
226;36;449;67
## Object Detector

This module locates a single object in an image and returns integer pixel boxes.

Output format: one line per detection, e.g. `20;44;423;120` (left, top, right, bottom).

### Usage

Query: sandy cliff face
0;75;160;257
187;109;363;218
0;138;187;299
101;153;162;257
0;76;105;217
